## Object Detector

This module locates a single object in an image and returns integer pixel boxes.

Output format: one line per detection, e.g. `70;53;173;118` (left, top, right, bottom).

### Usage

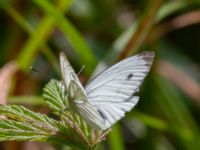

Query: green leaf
0;105;79;144
43;79;68;113
0;105;59;132
0;66;111;149
61;112;110;149
0;119;49;141
43;79;110;149
0;105;67;142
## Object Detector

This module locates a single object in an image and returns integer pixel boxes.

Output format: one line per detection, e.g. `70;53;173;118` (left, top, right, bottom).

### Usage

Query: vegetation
0;0;200;149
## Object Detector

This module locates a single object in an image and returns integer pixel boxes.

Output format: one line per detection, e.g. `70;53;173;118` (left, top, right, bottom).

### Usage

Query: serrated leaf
0;105;72;142
0;105;58;132
43;79;110;148
62;111;110;149
0;118;51;141
43;79;68;113
0;78;110;149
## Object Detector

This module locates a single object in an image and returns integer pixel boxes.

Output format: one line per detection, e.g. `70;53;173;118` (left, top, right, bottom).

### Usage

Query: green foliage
33;0;97;74
0;79;109;150
43;79;110;149
16;0;73;72
108;124;124;150
0;105;60;141
1;0;200;149
43;79;68;112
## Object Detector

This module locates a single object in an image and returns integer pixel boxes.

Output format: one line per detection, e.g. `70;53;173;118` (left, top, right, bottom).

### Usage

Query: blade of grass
156;1;200;22
108;124;125;150
131;111;168;131
126;111;200;149
0;3;33;33
33;0;97;74
129;111;200;141
16;0;73;72
0;3;60;75
153;74;200;149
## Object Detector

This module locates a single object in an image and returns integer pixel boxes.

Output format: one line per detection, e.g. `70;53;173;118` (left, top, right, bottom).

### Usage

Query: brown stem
148;10;200;43
118;0;163;60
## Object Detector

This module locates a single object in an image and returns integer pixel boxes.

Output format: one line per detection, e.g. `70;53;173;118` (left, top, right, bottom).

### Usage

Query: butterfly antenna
30;66;40;73
77;65;85;76
30;66;52;81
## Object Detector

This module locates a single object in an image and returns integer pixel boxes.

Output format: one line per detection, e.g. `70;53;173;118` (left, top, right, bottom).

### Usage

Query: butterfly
60;51;154;130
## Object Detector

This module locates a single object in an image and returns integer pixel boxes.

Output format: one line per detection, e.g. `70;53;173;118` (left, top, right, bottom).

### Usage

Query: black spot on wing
127;73;134;80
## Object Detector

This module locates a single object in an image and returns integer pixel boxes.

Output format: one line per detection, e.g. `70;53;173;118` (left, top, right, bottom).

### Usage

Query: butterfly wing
85;52;154;129
68;80;107;129
60;52;106;129
59;52;85;92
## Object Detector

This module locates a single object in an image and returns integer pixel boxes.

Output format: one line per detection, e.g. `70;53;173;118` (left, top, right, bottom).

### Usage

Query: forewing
85;52;154;128
60;52;106;129
59;52;85;92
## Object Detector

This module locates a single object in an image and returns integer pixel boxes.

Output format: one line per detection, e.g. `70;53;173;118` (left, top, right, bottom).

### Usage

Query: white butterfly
60;51;154;130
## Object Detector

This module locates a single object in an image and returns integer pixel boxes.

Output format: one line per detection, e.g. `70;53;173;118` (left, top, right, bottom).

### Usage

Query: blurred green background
0;0;200;150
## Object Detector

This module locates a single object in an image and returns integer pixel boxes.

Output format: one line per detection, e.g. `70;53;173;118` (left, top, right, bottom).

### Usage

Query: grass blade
16;0;73;72
33;0;97;74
